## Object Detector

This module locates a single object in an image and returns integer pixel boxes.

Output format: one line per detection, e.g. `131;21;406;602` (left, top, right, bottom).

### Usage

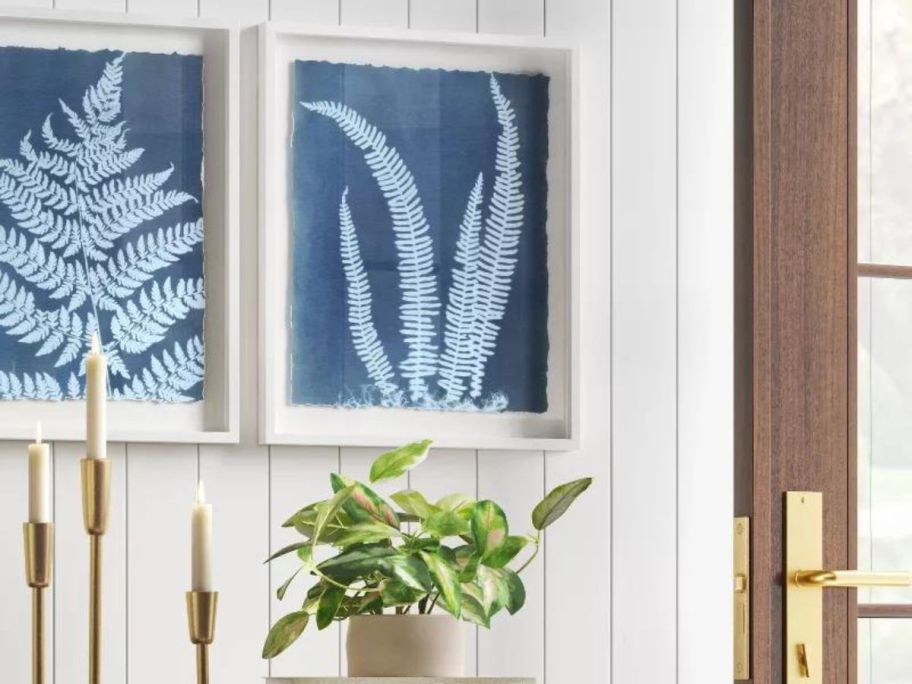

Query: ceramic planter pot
346;614;466;677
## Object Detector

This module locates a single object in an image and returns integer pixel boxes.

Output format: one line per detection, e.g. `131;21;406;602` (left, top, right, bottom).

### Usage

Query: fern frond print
302;100;441;402
293;62;550;413
0;47;205;401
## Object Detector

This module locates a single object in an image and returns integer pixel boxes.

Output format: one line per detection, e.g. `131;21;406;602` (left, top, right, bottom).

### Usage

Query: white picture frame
259;23;578;450
0;9;240;444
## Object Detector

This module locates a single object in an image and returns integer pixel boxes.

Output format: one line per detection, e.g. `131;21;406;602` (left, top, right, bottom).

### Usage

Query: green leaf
331;473;400;529
481;535;529;569
423;510;471;538
471;500;508;560
476;566;509;617
282;502;319;528
302;581;327;613
391;489;438;519
313;484;355;544
262;611;309;659
532;477;593;530
316;584;346;630
459;584;490;628
265;541;311;564
435;492;474;512
332;519;401;547
387;554;433;591
421;551;461;617
276;567;302;601
369;439;432;483
380;580;425;607
453;544;481;582
317;544;398;582
501;568;526;614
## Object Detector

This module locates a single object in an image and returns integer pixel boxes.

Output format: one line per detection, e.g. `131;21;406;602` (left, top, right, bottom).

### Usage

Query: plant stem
515;533;542;575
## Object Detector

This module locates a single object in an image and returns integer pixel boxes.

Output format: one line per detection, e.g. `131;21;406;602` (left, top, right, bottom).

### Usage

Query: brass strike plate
785;492;823;683
734;517;750;680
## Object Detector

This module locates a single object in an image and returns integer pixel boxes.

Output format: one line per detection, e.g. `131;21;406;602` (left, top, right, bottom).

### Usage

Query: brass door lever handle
793;570;912;588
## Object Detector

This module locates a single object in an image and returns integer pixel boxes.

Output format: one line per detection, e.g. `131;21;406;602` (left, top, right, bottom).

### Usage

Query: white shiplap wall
0;0;734;682
0;1;613;683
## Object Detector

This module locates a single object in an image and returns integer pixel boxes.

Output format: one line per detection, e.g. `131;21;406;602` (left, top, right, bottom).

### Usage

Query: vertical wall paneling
340;0;408;28
0;443;32;684
197;0;272;682
676;0;734;681
55;0;125;11
409;448;479;676
270;0;340;24
477;450;545;681
54;442;127;684
0;0;50;8
478;0;544;36
542;0;611;680
408;0;476;32
126;0;195;16
269;446;341;677
611;0;678;682
126;444;197;684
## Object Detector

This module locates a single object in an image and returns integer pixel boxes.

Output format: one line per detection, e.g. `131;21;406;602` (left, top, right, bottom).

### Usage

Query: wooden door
738;0;856;681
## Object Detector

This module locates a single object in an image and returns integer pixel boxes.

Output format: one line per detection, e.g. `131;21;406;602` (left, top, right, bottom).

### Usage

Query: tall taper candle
28;422;49;523
192;481;213;591
86;333;106;460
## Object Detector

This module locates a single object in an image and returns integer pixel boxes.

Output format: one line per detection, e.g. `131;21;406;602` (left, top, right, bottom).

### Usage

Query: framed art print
0;9;238;443
260;23;578;449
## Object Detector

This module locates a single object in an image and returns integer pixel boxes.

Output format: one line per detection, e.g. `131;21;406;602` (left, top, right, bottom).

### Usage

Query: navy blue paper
291;61;550;413
0;47;205;402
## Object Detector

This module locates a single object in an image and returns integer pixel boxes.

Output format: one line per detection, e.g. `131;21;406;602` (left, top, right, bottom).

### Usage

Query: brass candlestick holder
24;522;52;684
81;458;110;684
186;591;218;684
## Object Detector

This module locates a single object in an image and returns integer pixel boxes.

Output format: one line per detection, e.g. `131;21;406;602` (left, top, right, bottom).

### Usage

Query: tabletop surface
264;679;535;683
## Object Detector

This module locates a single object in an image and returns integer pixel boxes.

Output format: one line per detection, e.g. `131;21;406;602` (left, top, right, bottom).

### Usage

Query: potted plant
262;439;592;677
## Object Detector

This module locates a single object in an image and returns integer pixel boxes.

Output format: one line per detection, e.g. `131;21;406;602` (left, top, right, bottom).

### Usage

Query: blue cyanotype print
0;47;205;402
291;61;550;413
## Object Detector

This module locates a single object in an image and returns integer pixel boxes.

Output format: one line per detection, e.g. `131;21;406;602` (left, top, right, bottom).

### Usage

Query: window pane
859;0;912;265
858;619;912;684
858;277;912;603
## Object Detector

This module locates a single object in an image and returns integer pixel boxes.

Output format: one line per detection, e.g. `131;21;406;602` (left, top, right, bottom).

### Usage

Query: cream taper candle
192;481;213;591
28;421;49;523
86;333;107;460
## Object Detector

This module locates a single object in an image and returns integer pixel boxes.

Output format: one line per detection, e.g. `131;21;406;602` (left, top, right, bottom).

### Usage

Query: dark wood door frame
737;0;856;682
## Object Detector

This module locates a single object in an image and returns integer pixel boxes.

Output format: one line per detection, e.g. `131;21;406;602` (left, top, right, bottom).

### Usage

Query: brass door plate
734;517;750;680
785;492;823;683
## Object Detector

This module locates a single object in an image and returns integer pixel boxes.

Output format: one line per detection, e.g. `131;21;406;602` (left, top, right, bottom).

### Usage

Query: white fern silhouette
302;73;528;412
338;187;397;394
302;100;440;402
467;75;525;399
438;172;485;402
0;52;205;402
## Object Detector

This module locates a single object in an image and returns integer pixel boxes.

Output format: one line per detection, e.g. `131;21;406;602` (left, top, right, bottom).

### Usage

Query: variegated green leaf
471;500;508;560
332;519;401;547
316;584;346;630
265;540;310;564
459;583;490;628
276;567;302;601
380;580;425;607
531;477;592;530
317;544;398;582
262;611;309;659
391;489;438;519
481;535;529;569
313;483;355;544
369;439;432;483
423;510;471;538
331;473;400;528
500;568;526;615
435;492;474;512
387;554;433;591
420;551;461;617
